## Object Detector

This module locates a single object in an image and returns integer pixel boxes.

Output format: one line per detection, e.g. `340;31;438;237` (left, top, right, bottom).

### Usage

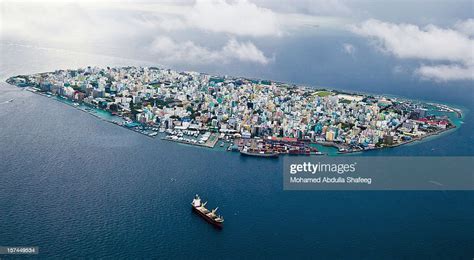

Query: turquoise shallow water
0;44;473;258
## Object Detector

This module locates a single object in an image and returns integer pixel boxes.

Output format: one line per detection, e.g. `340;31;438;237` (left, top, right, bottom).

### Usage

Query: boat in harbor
191;195;224;227
240;147;279;158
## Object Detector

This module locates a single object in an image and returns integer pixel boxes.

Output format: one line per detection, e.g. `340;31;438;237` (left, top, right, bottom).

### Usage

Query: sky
1;0;473;84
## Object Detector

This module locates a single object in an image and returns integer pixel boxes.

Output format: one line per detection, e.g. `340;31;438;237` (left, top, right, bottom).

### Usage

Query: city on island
7;66;461;157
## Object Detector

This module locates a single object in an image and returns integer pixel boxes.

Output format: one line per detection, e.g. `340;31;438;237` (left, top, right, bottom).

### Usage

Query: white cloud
150;37;217;64
350;19;474;81
187;0;281;37
112;0;350;36
1;0;351;58
342;43;355;55
416;64;474;81
0;1;275;66
150;37;271;65
222;39;271;64
454;19;474;37
350;19;472;63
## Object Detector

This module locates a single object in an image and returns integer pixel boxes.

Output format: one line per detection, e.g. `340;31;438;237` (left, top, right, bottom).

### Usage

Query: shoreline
312;124;456;155
7;79;463;157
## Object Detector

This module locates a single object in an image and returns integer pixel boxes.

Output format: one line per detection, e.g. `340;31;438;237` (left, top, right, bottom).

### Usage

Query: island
6;66;462;157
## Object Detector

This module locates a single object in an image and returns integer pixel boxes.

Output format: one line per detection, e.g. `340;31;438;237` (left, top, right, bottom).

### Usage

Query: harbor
163;131;219;148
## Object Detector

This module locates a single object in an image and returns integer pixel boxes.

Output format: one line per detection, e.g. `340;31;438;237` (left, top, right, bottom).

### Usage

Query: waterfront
1;44;473;258
7;66;463;157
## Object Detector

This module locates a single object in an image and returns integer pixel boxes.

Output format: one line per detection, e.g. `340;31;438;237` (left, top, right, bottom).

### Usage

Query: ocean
0;43;473;258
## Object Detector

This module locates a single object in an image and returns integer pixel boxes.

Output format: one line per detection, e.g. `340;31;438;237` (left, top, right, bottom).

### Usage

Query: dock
162;132;219;148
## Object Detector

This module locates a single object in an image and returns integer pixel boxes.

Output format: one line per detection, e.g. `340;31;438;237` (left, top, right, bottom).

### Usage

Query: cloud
150;37;271;65
114;0;350;36
0;2;150;48
350;19;472;63
185;0;351;34
350;19;474;81
416;64;474;81
222;39;272;64
253;0;351;16
1;0;351;57
1;1;276;67
454;19;474;37
342;43;355;55
187;0;281;37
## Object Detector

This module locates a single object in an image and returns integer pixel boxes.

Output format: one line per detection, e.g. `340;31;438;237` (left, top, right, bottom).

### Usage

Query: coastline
24;87;158;139
6;77;463;156
320;123;456;154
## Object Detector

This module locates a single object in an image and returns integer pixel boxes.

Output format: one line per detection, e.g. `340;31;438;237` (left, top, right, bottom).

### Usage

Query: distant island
6;66;462;157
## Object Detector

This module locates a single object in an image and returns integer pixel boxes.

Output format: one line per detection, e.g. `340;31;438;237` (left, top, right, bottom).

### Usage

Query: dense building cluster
9;66;454;152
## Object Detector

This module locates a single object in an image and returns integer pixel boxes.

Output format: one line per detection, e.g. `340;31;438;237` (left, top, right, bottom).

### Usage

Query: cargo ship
191;195;224;227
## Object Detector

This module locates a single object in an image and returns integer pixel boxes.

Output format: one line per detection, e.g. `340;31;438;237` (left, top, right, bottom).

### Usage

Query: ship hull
240;150;279;158
192;206;223;228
